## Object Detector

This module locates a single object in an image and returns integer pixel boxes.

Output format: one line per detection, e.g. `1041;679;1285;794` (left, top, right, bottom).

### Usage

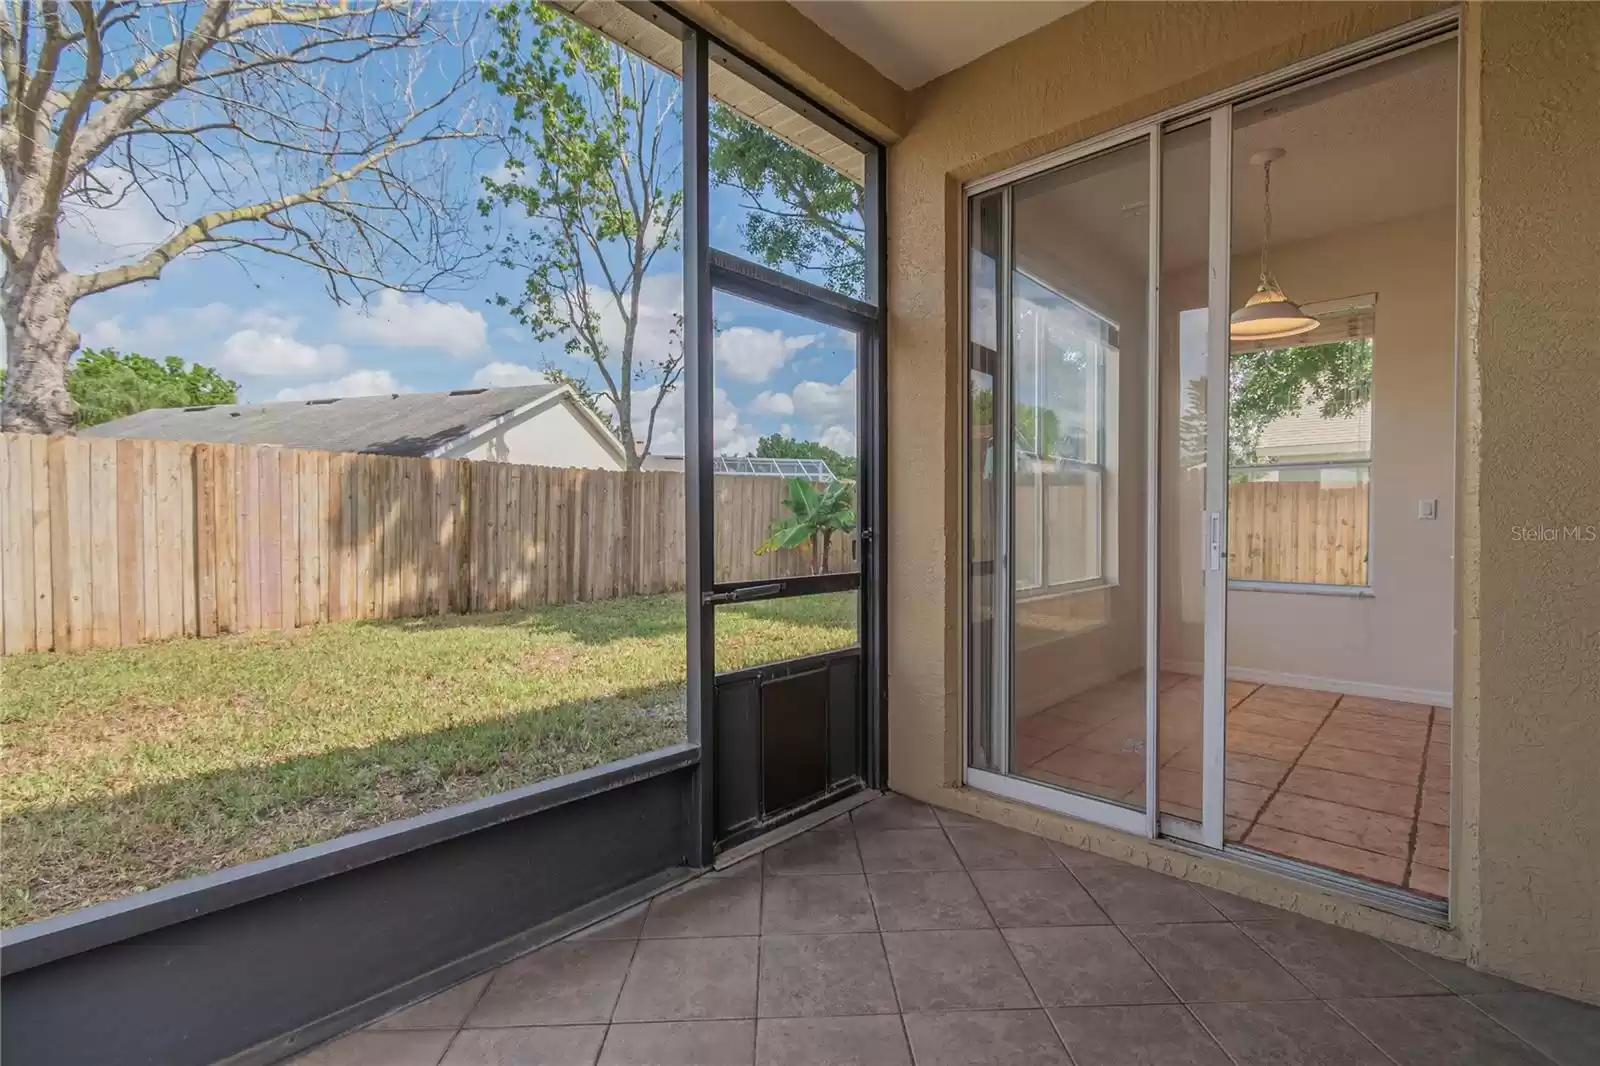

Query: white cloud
590;271;682;369
625;382;757;457
274;370;409;402
338;289;488;359
820;425;857;454
219;328;347;377
77;301;237;354
791;368;857;429
471;361;547;388
750;390;795;417
714;326;816;384
58;168;180;272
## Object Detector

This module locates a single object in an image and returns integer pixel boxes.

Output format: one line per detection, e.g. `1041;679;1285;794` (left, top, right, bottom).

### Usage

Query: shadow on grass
0;679;687;930
360;592;692;646
358;590;859;645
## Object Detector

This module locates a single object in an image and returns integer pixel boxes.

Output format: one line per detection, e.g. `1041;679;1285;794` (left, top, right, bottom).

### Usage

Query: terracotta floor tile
1034;746;1146;794
1338;695;1433;719
1408;862;1449;898
1419;784;1449;826
1324;709;1430;740
1015;731;1071;767
1299;743;1420;785
1224;752;1293;790
1153;770;1266;821
1243;826;1406;885
1024;768;1135;807
1227;711;1320;745
1255;685;1342;708
1165;744;1203;772
1279;766;1419;818
1227;681;1262;707
1074;714;1149;758
1227;729;1307;763
1432;705;1452;724
1413;821;1449;869
1233;696;1331;726
1256;794;1413;859
1313;727;1428;761
1017;712;1098;747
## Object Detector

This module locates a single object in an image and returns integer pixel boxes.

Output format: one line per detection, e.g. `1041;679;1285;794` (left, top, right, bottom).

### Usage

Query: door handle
704;583;783;606
1206;511;1224;572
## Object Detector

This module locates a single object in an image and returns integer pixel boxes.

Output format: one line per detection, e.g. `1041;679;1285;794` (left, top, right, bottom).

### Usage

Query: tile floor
291;795;1597;1066
1017;675;1451;897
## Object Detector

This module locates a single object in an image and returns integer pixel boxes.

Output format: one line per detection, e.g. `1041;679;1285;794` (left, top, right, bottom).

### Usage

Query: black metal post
682;28;717;867
862;144;890;789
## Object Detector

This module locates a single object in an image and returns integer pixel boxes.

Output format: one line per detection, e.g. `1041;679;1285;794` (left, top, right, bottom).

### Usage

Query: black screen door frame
682;29;887;865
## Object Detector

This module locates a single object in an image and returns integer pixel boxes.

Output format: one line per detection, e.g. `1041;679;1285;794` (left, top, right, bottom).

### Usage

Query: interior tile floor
1017;675;1451;897
292;795;1596;1066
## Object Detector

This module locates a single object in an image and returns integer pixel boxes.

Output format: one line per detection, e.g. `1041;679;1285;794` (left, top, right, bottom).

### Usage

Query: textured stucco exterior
1461;0;1600;1003
727;1;1598;1001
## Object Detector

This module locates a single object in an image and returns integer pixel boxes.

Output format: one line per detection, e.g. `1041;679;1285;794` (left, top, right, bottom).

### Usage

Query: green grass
0;591;856;928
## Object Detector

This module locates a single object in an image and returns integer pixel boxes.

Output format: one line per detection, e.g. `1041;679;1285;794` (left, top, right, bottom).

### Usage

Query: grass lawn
0;591;856;928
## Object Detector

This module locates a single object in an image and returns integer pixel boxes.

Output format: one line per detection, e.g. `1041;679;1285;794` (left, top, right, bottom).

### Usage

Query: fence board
2;434;865;653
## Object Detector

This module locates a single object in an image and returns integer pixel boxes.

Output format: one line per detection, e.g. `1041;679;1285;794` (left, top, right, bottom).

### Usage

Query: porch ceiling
791;0;1091;90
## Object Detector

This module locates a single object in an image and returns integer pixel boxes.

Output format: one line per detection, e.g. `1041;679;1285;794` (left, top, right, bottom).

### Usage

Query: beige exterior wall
1462;1;1600;1004
447;400;626;470
716;0;1597;1000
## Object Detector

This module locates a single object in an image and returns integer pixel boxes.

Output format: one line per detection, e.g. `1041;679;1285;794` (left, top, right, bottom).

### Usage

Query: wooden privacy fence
0;434;855;655
1227;480;1370;586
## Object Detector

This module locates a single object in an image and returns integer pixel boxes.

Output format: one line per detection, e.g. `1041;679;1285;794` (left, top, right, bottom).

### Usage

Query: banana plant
758;478;857;574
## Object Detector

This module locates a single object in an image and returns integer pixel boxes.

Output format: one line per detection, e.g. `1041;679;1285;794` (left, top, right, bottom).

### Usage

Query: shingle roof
81;385;562;456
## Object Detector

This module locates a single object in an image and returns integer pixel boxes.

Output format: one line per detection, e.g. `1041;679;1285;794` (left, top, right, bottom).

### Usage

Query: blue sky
47;10;860;463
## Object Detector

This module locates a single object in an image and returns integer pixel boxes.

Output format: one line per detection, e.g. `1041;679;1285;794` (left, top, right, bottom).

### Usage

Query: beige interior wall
1161;210;1458;700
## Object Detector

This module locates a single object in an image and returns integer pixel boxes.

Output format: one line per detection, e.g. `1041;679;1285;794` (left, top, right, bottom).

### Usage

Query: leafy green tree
755;432;857;481
0;349;239;428
1229;339;1371;465
480;2;683;470
709;107;865;297
758;478;857;575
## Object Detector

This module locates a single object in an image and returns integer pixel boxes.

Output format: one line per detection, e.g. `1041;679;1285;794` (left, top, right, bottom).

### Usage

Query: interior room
1006;39;1457;896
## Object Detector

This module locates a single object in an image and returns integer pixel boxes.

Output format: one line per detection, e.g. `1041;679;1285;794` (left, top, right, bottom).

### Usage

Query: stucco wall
1463;0;1600;1002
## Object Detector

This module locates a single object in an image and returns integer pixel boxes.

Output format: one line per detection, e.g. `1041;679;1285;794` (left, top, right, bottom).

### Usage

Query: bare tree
480;0;681;470
1;0;487;433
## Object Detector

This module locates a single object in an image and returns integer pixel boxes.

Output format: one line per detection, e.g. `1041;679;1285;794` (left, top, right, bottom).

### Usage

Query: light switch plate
1418;498;1438;520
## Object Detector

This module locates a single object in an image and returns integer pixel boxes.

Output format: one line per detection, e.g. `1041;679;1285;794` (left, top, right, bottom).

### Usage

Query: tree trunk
821;530;833;575
1;248;80;434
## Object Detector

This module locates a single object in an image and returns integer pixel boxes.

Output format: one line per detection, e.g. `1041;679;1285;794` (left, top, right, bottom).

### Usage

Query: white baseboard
1160;660;1451;708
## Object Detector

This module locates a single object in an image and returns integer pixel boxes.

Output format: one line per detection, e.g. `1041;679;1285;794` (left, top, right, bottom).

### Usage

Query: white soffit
792;0;1091;90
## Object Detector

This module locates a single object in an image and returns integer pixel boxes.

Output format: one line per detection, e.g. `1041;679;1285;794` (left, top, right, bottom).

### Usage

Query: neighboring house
81;384;631;470
1253;401;1372;465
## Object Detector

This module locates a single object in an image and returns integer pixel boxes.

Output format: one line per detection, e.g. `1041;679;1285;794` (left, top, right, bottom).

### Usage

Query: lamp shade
1229;283;1320;342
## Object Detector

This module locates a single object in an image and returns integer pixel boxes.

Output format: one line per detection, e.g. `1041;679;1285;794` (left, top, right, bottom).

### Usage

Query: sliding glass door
963;115;1242;849
965;26;1457;915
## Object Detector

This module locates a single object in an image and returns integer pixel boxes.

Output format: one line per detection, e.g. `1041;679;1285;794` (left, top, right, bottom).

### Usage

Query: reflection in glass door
966;134;1154;834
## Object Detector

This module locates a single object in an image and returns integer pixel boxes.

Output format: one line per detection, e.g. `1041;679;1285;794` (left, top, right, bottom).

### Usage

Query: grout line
1235;693;1340;843
1400;708;1436;891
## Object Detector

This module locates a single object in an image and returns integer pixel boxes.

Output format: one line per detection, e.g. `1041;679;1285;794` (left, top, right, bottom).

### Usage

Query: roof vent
229;412;242;418
449;388;488;396
305;398;340;406
183;405;215;412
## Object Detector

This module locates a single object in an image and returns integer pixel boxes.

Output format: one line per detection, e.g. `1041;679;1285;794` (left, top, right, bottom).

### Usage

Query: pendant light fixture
1230;148;1319;342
